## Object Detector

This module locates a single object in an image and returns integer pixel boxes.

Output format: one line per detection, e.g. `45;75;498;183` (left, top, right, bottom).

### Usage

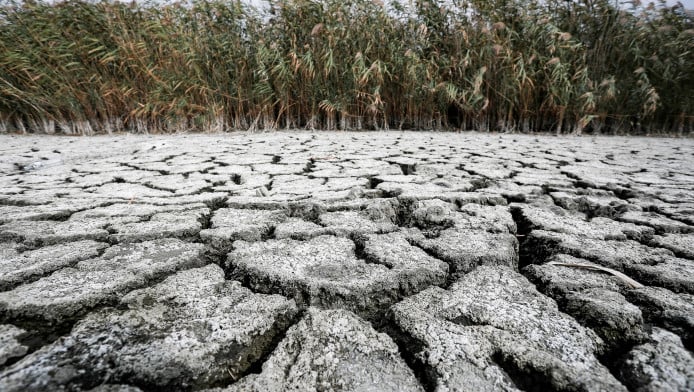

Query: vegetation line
0;0;692;135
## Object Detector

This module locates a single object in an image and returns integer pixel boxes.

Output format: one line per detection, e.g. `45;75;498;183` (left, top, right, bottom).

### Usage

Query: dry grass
0;0;691;134
547;261;644;289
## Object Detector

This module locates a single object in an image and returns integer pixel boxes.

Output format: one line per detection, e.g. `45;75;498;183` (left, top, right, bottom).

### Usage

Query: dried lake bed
0;131;692;391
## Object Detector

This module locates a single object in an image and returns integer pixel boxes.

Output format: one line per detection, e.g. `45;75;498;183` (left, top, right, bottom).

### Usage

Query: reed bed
0;0;691;134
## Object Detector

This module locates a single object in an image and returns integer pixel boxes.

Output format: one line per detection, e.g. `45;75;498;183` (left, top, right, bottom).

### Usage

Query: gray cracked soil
0;131;692;391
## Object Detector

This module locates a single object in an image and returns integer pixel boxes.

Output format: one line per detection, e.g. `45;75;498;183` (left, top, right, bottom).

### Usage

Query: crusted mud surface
0;132;692;391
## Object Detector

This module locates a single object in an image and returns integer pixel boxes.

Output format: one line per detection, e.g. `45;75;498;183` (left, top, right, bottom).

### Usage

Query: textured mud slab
0;132;692;391
209;308;423;392
388;266;625;392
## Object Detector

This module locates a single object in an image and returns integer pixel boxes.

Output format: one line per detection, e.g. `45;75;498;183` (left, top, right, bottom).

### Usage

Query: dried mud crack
0;132;692;391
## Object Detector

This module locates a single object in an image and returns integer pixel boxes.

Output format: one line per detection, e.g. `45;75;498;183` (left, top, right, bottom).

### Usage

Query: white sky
241;0;694;11
33;0;694;10
672;0;693;7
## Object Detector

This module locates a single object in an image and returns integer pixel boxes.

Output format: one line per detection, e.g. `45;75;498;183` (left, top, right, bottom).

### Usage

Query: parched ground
0;131;692;392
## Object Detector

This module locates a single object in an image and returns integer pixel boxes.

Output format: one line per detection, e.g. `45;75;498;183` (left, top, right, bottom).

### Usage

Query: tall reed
0;0;691;134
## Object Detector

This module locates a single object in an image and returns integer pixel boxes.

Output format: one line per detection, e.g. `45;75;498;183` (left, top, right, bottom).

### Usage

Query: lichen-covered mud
0;132;692;391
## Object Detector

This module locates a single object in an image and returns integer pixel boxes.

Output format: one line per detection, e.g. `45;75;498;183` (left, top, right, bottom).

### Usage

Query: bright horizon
240;0;694;10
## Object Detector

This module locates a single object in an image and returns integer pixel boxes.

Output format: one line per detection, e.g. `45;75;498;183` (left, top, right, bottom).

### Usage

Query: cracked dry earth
0;132;692;392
